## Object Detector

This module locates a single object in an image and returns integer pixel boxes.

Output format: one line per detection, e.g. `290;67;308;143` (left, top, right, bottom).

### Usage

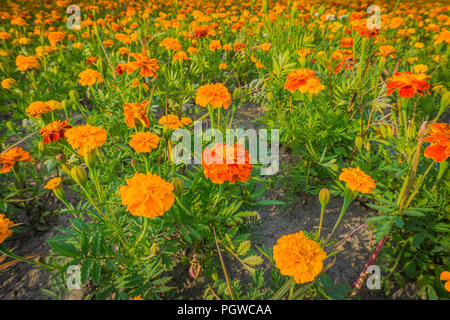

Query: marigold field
0;0;449;301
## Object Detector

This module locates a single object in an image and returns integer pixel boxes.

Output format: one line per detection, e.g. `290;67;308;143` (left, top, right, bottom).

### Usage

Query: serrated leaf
242;255;263;266
48;242;80;258
236;240;251;256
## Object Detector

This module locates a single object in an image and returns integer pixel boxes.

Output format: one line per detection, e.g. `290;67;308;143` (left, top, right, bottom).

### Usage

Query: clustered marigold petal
202;143;253;184
339;167;376;194
129;131;160;153
40;120;72;144
44;177;62;190
440;271;450;292
423;123;449;162
195;83;231;109
78;68;103;86
0;214;14;244
0;147;33;173
119;172;175;218
273;231;327;284
284;68;325;94
386;71;430;98
123;100;150;128
65;124;107;156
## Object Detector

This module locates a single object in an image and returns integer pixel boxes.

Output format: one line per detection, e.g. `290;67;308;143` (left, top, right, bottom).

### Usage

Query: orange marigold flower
123;101;150;128
202;143;253;184
119;172;175;218
219;63;228;70
158;114;192;130
423;123;449;163
26;101;53;118
273;231;327;284
376;45;396;58
209;40;222;51
65;124;107;156
440;271;450;292
45;100;63;111
339;167;375;194
86;56;98;65
160;37;182;51
260;43;271;51
195;83;231;109
129;131;160;153
172;50;190;61
47;31;66;46
233;42;246;51
340;37;353;48
0;214;14;244
78;68;103;86
386;71;430;98
1;78;16;89
44;177;62;190
15;55;40;71
40;120;72;144
0;147;33;173
284;68;325;94
128;51;159;78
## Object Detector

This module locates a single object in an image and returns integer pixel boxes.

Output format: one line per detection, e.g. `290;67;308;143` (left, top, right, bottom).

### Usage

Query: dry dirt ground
0;103;416;300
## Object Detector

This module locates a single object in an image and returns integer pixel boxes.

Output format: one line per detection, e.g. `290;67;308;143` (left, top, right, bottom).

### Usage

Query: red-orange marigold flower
119;172;175;218
284;68;325;94
202;143;253;184
40;120;72;144
424;123;449;162
129;131;160;153
386;71;430;98
65;124;107;156
195;83;231;109
123;101;150;128
0;147;34;173
273;231;327;284
339;167;375;194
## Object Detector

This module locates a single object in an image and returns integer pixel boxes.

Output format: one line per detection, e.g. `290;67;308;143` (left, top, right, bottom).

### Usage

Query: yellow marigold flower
376;45;396;58
78;68;103;86
0;214;14;244
195;83;231;109
1;78;16;89
339;167;375;194
273;231;327;284
15;55;40;71
44;177;62;190
26;101;53;117
45;100;63;111
119;172;175;218
65;124;107;156
72;42;83;50
129;131;160;153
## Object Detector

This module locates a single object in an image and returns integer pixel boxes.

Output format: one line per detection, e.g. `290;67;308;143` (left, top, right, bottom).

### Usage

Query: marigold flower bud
318;188;330;207
61;163;71;176
131;158;137;167
173;178;184;197
38;140;45;153
84;149;96;169
69;89;78;102
71;165;88;186
150;242;160;255
355;136;363;150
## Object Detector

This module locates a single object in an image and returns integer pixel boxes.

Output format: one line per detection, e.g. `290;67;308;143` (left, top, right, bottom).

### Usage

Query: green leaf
255;200;286;206
92;261;101;285
375;220;393;242
48;242;80;258
404;260;416;277
413;233;425;248
430;223;450;233
179;225;192;243
366;203;396;213
394;216;404;229
236;240;251;256
81;259;94;284
242;255;263;266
